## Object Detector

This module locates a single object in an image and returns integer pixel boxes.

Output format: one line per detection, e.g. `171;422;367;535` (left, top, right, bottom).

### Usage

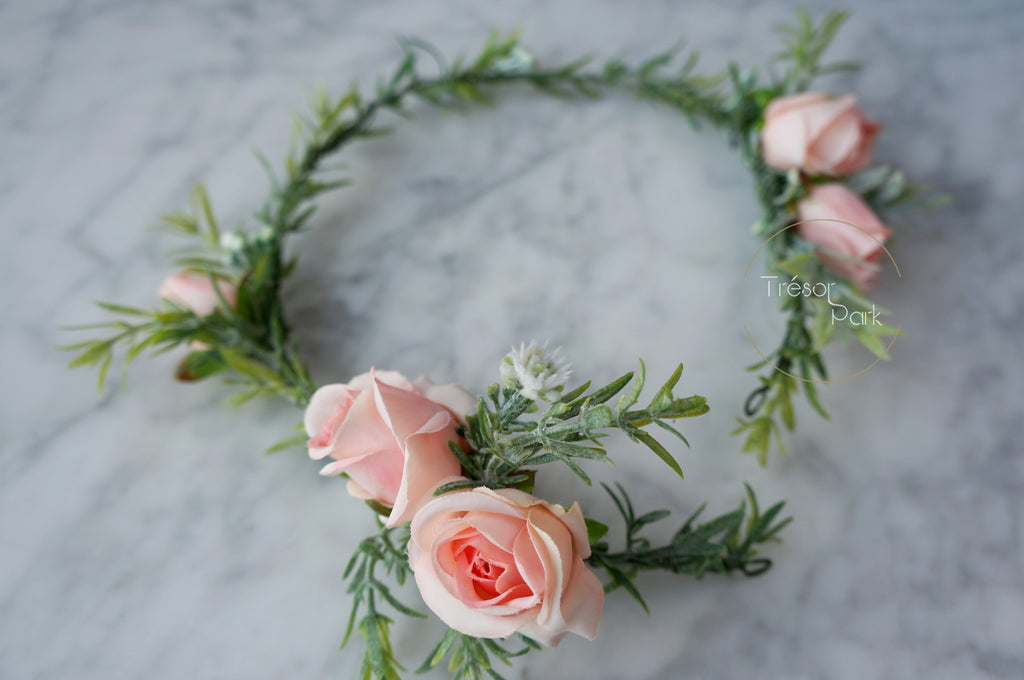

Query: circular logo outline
743;218;901;385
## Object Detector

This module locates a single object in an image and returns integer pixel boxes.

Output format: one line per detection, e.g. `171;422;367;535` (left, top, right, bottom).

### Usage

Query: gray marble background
3;1;1022;678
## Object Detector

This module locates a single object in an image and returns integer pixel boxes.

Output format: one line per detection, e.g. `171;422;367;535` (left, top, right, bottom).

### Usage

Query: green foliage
588;483;791;611
264;423;308;455
443;361;709;492
711;10;943;465
418;630;541;680
342;523;426;680
62;9;942;471
63;180;316;406
846;165;950;215
54;22;858;680
772;9;858;92
61;294;316;406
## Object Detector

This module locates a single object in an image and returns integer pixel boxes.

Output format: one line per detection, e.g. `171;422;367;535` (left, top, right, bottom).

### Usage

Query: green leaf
219;349;285;384
850;326;890;358
602;563;649;614
583;371;634;406
223;386;264;409
659;395;709;419
264;431;308;455
96;352;113;393
777;378;795;431
419;629;460;672
602;482;633;523
811;300;838;351
434;479;484;495
633;430;684;479
369;577;427;618
802;379;830;420
557;380;591;404
68;341;112;369
649;362;684;413
94;301;151;316
585;518;609;544
742;418;772;467
686;508;745;542
654;418;690;448
614;359;645;417
192;184;220;244
174;350;227;382
159;211;199;235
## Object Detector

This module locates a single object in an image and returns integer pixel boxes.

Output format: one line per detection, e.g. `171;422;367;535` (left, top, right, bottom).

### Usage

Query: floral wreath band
64;10;939;679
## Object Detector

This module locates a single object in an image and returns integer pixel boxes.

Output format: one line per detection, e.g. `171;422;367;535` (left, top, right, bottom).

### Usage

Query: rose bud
761;92;880;177
796;183;893;290
158;272;237;316
304;370;476;527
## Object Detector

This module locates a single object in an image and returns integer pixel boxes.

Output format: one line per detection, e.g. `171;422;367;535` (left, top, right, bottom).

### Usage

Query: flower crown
64;10;940;679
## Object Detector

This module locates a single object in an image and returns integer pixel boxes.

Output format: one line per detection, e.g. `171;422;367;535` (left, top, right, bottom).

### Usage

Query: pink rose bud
796;183;893;290
761;92;880;177
408;486;604;647
304;370;476;527
158;272;237;316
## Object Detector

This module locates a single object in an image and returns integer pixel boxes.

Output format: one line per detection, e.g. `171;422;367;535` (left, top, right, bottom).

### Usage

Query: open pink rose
761;92;880;177
304;370;476;527
158;272;237;316
796;183;893;290
408;486;604;646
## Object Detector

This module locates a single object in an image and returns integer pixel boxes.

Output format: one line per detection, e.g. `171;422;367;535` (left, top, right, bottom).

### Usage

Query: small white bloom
501;340;572;401
254;225;275;245
219;231;246;253
492;46;536;76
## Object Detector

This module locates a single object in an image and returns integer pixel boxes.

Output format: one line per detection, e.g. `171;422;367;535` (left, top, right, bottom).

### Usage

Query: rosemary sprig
439;360;709;492
342;522;426;680
418;630;542;680
587;482;791;613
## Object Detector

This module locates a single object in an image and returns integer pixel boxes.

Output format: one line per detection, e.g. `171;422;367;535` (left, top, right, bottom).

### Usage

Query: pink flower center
465;547;506;599
448;530;534;609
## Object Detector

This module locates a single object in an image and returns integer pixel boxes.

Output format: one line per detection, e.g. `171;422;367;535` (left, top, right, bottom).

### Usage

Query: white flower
500;341;572;401
219;231;246;253
492;46;536;76
253;225;275;245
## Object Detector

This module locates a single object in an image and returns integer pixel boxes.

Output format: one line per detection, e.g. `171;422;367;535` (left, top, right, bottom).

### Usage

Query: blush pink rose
159;272;237;316
796;183;893;290
304;370;476;528
761;92;880;177
408;486;604;647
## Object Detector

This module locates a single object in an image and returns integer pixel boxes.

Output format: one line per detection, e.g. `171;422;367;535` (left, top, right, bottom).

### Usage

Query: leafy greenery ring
64;10;939;679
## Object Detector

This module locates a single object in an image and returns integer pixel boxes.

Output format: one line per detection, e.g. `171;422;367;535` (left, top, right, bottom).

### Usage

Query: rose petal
519;557;604;645
761;108;810;171
159;272;237;317
464;511;527;553
347;369;415;392
764;91;829;118
525;507;573;631
807;109;861;176
385;410;463;527
797;184;892;290
413;376;479;417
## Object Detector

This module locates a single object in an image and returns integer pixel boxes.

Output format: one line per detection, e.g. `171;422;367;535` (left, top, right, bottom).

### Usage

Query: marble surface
3;1;1023;678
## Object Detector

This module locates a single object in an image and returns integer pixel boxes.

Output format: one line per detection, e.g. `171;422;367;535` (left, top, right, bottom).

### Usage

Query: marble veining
2;0;1023;678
